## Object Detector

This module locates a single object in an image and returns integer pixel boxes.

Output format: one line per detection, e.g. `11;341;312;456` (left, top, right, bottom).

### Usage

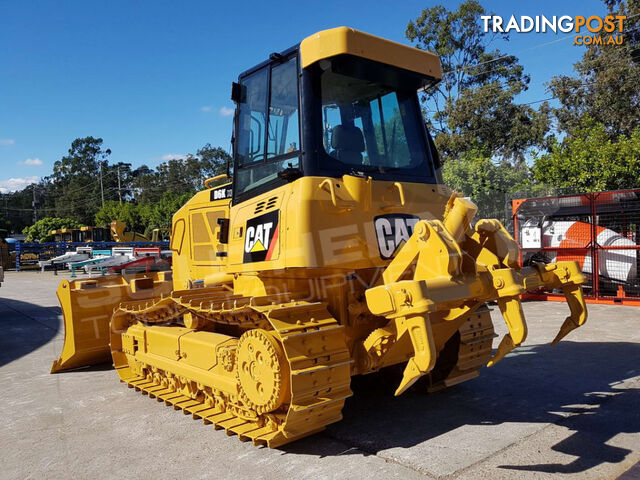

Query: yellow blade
51;272;172;373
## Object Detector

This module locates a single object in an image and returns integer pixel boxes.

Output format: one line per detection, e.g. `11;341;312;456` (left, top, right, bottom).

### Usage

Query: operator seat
331;125;365;164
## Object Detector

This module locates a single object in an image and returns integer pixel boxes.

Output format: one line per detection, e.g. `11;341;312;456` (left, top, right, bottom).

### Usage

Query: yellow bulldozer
51;27;587;448
110;220;169;243
50;223;167;243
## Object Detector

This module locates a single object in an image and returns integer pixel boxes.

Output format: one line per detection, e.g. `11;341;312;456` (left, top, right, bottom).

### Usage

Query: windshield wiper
348;165;409;176
349;165;379;175
378;166;406;172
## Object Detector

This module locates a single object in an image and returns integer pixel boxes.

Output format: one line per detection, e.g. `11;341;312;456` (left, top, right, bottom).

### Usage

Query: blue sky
0;0;607;192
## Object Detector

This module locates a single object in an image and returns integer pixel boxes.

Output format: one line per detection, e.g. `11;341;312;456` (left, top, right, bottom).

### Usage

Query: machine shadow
53;362;114;373
283;340;640;474
0;297;60;367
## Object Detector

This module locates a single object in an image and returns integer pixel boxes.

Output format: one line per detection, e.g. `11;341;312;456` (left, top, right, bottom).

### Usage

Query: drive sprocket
236;329;290;415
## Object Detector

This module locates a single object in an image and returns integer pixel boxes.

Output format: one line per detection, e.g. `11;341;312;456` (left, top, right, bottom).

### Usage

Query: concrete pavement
1;270;639;479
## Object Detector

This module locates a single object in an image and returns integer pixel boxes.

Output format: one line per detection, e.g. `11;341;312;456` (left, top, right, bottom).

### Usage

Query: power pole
32;186;37;223
99;164;105;208
117;166;122;204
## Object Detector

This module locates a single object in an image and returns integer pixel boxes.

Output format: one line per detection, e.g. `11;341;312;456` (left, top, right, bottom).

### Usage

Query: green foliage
133;144;230;204
24;217;83;243
532;120;640;192
0;215;10;232
406;0;550;161
139;191;193;236
548;0;640;137
94;191;193;238
442;149;530;220
4;138;230;233
3;184;41;233
48;136;111;225
94;201;144;233
440;82;550;162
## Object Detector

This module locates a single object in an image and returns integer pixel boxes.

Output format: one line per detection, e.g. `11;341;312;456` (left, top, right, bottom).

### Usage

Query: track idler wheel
236;329;290;415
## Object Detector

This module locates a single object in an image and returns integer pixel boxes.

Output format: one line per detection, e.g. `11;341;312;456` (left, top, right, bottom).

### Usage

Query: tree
94;201;144;234
196;143;231;179
47;137;112;224
139;191;193;236
94;191;199;238
23;217;83;243
442;148;530;220
103;162;134;203
0;214;10;232
531;119;640;191
548;0;640;137
133;145;231;204
2;186;38;233
406;1;550;161
4;141;231;232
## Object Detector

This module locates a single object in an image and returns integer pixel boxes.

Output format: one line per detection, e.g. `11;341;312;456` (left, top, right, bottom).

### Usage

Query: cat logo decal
243;210;279;263
374;214;420;259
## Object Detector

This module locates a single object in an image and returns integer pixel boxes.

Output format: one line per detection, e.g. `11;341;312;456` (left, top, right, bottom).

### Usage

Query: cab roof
238;27;442;83
300;27;442;81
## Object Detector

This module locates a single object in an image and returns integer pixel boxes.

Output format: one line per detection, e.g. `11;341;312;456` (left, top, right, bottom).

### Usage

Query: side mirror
231;82;243;103
278;166;303;182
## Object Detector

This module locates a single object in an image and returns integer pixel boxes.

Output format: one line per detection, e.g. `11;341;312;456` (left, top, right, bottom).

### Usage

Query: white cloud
19;158;43;166
0;176;40;193
219;106;234;117
0;139;15;146
160;154;188;161
200;106;213;113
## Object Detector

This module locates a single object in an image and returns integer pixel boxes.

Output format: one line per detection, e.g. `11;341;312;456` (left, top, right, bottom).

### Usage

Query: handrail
204;174;231;189
318;179;338;207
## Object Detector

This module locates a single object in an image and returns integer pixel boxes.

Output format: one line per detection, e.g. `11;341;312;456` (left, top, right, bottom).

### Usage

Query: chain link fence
509;189;640;305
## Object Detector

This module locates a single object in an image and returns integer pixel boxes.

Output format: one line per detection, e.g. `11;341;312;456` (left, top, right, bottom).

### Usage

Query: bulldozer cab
80;226;111;242
231;27;442;205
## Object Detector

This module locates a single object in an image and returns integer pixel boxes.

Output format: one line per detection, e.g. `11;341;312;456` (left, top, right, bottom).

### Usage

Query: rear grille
254;201;266;214
254;196;279;214
266;197;278;210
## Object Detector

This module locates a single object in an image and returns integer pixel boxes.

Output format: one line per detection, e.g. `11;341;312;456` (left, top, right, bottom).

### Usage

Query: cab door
188;205;230;281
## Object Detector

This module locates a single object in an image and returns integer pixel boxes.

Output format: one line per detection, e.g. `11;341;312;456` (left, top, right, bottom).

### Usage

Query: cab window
267;58;300;158
320;67;432;176
237;68;268;166
235;55;300;199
